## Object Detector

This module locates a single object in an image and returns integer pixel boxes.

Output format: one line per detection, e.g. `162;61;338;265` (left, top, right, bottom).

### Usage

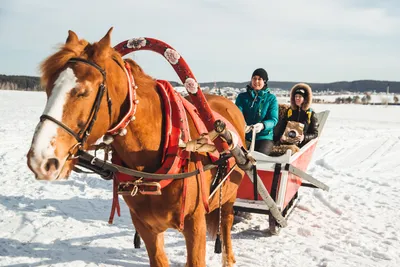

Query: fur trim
270;144;300;156
273;104;290;141
290;83;313;111
278;104;290;120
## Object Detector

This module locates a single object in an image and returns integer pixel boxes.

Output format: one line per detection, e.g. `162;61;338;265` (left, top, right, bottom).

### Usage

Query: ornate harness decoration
45;39;250;230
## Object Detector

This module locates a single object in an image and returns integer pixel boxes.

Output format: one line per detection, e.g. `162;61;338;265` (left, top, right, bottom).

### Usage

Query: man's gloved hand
245;125;252;134
253;122;264;133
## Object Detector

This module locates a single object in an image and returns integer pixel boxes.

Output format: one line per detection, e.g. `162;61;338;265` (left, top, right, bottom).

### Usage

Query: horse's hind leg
129;211;169;267
182;210;207;267
220;201;236;267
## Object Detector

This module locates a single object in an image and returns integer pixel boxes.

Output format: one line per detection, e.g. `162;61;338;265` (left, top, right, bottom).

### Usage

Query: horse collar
112;80;191;188
107;61;139;136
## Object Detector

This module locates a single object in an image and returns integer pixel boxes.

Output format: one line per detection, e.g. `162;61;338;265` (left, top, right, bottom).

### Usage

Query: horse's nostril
44;158;60;172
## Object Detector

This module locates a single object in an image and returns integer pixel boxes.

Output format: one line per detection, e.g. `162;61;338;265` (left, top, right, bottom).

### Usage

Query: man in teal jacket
235;68;278;155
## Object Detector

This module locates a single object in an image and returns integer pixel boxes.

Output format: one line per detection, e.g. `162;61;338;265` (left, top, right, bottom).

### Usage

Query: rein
40;57;233;184
74;149;229;180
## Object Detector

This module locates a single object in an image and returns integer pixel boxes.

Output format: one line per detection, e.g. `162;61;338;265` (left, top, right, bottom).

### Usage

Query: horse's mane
124;58;157;91
40;39;156;91
40;40;89;88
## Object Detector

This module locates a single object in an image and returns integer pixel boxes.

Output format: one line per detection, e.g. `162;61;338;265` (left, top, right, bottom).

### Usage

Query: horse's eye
76;90;90;98
72;86;90;98
77;120;85;129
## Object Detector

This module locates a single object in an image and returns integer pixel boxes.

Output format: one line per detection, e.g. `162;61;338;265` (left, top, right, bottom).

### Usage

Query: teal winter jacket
235;87;278;141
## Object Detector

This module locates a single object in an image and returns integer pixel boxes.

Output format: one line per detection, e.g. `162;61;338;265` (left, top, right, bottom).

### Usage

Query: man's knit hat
251;68;268;82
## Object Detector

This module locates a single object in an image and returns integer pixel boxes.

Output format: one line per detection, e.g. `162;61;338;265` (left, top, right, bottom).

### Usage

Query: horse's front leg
220;201;236;267
129;210;169;267
182;210;207;267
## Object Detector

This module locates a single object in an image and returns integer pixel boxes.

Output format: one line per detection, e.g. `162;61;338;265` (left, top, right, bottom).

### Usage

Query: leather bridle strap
40;114;80;141
68;57;106;78
74;149;227;180
80;83;107;144
69;57;112;139
39;82;107;144
39;57;111;146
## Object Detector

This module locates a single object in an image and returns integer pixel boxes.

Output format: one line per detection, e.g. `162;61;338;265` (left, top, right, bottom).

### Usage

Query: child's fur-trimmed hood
290;83;313;111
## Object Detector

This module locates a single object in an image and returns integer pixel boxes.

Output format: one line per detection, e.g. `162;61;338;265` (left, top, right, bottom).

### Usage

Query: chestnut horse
27;28;246;266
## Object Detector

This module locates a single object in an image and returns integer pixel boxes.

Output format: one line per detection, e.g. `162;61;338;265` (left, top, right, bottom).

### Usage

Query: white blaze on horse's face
27;68;78;181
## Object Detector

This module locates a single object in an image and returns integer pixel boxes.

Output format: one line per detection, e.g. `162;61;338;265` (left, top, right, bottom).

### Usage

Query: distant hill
0;74;41;91
199;80;400;93
1;74;399;93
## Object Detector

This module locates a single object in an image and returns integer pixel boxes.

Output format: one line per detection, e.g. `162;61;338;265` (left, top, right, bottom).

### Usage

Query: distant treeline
0;74;182;92
0;74;42;91
1;74;399;93
199;80;400;93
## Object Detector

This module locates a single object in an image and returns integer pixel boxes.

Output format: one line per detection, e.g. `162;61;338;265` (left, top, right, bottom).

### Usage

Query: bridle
37;56;235;185
40;58;113;153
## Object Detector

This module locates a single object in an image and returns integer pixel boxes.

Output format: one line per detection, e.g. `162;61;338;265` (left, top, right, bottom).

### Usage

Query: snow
1;90;400;267
312;93;397;104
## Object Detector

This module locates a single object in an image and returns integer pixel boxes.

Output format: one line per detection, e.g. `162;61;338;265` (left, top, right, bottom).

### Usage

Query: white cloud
0;0;399;83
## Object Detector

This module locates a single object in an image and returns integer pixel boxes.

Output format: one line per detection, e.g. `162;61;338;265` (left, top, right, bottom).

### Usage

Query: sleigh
28;28;334;266
233;110;330;234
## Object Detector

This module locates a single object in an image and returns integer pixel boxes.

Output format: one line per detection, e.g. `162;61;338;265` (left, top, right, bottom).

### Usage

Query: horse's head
27;28;125;180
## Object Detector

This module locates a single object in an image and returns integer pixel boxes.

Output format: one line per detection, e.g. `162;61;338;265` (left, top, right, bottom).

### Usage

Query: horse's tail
206;209;220;239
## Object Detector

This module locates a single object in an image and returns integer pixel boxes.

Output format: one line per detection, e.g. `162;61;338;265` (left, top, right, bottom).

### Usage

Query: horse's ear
98;27;113;49
66;30;79;44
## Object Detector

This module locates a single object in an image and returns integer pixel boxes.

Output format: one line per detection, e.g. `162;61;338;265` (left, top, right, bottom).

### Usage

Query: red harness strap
178;95;240;212
179;166;189;230
108;177;121;224
112;80;190;186
195;155;210;213
107;62;138;136
108;80;241;228
109;80;190;224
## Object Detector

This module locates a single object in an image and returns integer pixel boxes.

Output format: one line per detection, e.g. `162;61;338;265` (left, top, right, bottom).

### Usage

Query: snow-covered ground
312;93;397;104
1;90;399;267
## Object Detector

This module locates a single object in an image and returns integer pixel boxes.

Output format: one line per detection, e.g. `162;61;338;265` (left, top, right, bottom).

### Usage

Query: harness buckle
130;185;139;196
68;142;82;160
138;181;162;195
117;180;162;196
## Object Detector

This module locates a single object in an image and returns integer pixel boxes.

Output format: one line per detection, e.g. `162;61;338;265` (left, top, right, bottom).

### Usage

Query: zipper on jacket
297;107;301;121
250;91;258;108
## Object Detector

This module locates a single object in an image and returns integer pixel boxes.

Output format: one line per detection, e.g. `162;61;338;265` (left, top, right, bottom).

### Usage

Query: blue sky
0;0;399;83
